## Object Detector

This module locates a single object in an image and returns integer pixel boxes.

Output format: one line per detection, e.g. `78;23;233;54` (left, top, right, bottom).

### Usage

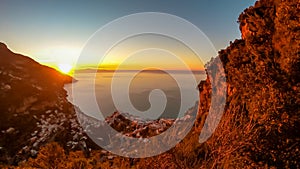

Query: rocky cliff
194;0;300;168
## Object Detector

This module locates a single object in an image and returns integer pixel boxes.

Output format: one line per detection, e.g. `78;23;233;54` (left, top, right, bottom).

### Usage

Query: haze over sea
65;70;206;120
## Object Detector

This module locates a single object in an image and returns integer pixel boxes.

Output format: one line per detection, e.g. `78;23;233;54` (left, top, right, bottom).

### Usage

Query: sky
0;0;255;72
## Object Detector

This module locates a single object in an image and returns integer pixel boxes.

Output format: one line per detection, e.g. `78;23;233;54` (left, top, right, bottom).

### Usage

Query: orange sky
72;34;205;73
0;1;255;75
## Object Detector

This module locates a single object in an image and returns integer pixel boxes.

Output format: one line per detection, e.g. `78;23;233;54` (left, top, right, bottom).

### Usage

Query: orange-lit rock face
240;21;257;40
199;0;300;168
241;22;252;40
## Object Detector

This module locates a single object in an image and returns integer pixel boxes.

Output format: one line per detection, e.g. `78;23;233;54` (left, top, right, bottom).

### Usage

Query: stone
6;127;15;134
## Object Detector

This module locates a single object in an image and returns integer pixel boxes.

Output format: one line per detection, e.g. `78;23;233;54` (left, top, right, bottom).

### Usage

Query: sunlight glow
58;63;73;74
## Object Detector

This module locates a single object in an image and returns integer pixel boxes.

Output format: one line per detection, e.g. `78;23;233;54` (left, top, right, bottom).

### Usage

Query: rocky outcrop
192;0;300;168
105;111;175;137
75;104;197;158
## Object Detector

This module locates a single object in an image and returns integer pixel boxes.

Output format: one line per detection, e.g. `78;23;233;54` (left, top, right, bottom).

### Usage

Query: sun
58;63;73;74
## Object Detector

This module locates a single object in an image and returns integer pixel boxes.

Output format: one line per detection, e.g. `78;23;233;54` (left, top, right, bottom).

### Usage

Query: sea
64;70;206;120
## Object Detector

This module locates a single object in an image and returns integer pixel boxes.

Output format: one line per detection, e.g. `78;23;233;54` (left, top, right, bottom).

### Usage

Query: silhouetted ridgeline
0;0;299;168
0;42;91;164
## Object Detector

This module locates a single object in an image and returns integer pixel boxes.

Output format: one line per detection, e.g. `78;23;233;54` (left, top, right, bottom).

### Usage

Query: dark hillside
0;43;87;164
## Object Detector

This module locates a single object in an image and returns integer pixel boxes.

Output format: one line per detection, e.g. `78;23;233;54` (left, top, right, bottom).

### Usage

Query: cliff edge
193;0;299;168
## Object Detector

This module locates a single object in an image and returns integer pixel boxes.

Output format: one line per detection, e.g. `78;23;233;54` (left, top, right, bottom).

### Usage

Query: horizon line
74;68;205;72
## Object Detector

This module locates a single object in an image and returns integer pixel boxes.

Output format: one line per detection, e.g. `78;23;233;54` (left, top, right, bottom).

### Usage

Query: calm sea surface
64;71;206;120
